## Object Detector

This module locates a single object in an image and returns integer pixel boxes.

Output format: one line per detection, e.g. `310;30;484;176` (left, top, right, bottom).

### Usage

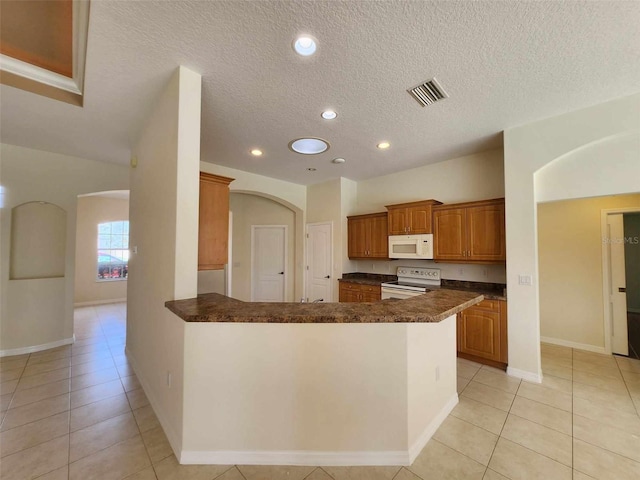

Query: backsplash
355;259;507;284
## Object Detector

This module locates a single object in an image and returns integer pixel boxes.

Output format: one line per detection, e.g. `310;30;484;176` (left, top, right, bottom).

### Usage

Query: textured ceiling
1;1;639;185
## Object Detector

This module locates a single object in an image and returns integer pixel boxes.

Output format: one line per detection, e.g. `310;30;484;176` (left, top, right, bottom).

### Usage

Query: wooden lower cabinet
339;282;381;302
457;299;507;367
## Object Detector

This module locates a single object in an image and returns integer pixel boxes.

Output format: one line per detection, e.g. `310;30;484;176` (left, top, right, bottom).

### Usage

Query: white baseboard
180;449;410;466
125;347;182;455
180;392;459;466
74;297;127;307
0;335;75;357
407;393;459;464
540;336;606;354
507;366;543;384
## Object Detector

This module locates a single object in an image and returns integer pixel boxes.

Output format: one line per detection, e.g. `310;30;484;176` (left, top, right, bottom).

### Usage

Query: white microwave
388;234;434;259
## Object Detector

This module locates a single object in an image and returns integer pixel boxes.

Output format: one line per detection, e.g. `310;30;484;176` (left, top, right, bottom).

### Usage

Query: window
97;221;129;281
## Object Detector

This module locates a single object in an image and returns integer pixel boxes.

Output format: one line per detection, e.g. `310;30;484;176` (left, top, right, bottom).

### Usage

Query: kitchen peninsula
165;290;482;466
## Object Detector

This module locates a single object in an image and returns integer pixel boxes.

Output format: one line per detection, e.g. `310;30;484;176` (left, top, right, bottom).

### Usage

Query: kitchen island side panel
181;322;410;462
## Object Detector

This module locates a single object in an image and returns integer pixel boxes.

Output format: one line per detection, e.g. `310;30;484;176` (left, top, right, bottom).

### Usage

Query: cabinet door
368;215;389;258
407;204;432;234
339;283;362;302
387;207;408;235
347;217;368;258
467;203;506;262
433;208;466;261
360;284;381;302
458;306;502;362
198;175;231;270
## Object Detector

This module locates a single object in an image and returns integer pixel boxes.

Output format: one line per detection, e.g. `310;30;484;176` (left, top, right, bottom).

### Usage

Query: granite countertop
338;274;507;301
338;273;396;286
165;290;483;324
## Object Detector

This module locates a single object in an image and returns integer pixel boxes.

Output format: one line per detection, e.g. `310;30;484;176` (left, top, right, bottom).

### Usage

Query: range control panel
396;266;441;281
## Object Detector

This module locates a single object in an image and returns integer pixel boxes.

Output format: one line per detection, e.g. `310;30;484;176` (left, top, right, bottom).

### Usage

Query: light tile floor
2;304;640;479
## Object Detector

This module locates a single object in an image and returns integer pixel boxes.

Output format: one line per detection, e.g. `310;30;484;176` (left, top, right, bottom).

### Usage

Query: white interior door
251;226;286;302
608;214;628;355
306;223;332;303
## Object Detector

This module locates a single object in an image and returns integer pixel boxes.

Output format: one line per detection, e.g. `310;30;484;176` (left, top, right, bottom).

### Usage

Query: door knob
278;272;284;275
325;275;330;279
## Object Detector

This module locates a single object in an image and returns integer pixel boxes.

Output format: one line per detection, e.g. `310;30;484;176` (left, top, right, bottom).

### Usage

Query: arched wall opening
504;94;640;382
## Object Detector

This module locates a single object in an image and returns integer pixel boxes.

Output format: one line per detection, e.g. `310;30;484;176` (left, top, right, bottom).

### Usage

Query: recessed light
307;168;317;171
250;149;263;156
332;157;346;164
289;138;329;155
377;142;391;150
293;36;317;56
321;110;337;120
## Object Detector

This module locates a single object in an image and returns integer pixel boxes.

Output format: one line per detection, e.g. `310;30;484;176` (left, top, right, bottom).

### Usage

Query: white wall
127;66;201;452
229;193;296;302
74;195;129;305
538;194;640;350
504;92;640;380
0;144;129;354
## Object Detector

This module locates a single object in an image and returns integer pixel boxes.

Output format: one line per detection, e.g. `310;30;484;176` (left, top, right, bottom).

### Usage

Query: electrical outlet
371;263;375;271
482;268;489;278
458;268;464;276
435;366;440;381
166;371;172;388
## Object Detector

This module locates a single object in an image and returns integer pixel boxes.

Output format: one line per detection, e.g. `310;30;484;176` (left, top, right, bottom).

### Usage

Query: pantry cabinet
347;212;388;259
457;299;508;367
198;172;234;270
385;199;442;235
339;281;381;303
433;198;505;263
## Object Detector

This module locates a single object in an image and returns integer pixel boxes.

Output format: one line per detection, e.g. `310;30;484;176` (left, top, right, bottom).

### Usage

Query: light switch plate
518;274;533;286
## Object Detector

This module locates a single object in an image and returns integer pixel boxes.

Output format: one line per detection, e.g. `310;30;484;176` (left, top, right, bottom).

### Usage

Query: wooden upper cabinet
198;172;234;270
385;200;442;235
347;212;388;259
433;198;505;263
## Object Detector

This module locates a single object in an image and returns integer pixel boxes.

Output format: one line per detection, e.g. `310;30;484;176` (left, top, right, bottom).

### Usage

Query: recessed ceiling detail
0;0;90;106
289;138;329;155
408;78;448;107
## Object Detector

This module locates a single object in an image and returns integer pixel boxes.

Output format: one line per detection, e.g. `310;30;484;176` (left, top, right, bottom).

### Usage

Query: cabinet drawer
341;283;358;290
361;285;379;293
473;299;500;312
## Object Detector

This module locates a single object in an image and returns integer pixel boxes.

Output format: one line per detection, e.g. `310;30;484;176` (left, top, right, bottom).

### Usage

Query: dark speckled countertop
165;289;484;324
338;273;506;301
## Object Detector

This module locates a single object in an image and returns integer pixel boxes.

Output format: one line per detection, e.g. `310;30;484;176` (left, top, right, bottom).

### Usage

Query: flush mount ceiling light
250;149;263;156
377;142;391;150
321;110;337;120
293;36;317;56
332;157;346;164
289;137;329;155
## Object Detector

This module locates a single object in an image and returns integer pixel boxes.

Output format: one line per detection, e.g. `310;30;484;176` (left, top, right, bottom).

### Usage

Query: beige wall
127;66;201;452
538;194;640;350
504;92;640;379
0;143;129;354
229;193;296;302
351;149;507;284
624;214;640;312
200;162;306;301
181;317;457;464
74;195;129;305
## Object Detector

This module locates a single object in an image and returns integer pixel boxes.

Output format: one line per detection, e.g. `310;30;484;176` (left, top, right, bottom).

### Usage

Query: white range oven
381;266;441;300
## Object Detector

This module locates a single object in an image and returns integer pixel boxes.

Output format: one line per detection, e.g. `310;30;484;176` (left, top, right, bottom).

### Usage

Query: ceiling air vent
408;78;448;107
